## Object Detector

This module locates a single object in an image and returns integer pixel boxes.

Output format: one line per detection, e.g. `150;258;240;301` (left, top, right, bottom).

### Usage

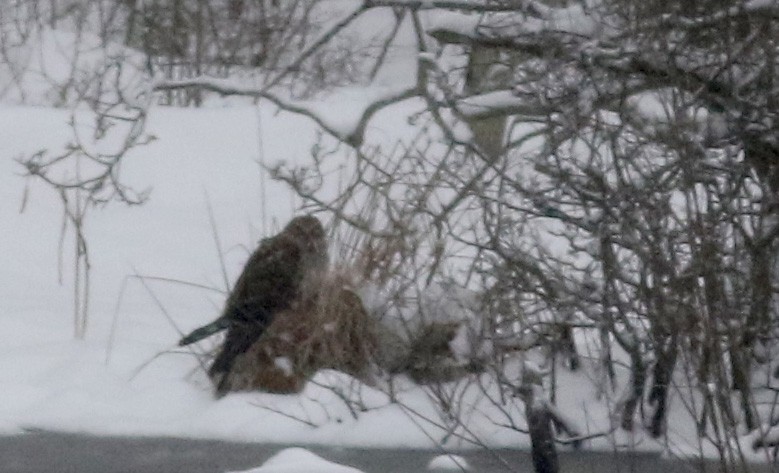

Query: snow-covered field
0;103;605;450
0;103;772;465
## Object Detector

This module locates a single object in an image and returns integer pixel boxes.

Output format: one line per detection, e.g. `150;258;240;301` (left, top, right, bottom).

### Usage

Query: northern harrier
179;215;328;396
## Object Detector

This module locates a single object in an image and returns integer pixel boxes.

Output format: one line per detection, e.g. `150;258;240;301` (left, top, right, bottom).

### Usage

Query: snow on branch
425;1;778;45
152;77;418;147
366;0;548;15
426;9;765;117
455;89;546;120
426;3;599;43
670;0;779;27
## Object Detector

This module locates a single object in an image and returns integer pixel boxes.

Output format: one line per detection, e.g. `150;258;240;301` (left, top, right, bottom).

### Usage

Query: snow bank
427;454;470;471
229;448;364;473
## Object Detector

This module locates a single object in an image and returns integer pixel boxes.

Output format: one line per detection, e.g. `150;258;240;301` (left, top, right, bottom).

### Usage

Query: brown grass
218;269;379;394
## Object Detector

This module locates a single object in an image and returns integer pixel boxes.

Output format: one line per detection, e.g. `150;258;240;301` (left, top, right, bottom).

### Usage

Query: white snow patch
425;4;599;42
229;448;365;473
427;454;470;471
274;357;294;376
456;90;535;119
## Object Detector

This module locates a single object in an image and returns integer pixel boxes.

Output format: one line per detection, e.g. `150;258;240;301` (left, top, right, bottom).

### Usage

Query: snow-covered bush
244;1;779;468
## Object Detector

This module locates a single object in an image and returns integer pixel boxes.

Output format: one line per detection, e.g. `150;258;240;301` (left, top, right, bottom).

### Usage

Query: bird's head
285;215;325;240
285;215;328;261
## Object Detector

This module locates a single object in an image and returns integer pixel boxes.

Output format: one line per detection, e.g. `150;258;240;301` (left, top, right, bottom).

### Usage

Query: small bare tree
6;0;341;337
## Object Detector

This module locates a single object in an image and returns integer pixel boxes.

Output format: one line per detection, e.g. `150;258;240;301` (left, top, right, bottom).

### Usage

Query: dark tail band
178;318;230;346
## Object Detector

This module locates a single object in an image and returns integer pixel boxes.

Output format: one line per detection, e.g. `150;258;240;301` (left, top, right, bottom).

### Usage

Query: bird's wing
223;235;304;318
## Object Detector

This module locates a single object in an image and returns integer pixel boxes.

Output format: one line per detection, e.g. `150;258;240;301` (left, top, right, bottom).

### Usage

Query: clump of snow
456;90;534;119
229;448;365;473
355;279;493;376
424;4;598;44
274;357;295;376
427;454;470;472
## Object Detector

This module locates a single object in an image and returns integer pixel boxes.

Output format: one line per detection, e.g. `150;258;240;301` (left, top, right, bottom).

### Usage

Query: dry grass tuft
219;267;379;394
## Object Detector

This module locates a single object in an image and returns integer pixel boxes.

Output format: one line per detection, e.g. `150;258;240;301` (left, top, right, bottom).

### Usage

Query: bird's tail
178;318;230;346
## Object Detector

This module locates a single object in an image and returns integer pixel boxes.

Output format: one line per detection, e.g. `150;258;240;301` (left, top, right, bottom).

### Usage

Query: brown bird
178;215;328;396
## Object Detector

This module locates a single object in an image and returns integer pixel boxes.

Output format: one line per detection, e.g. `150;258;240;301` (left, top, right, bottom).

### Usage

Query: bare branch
153;77;420;146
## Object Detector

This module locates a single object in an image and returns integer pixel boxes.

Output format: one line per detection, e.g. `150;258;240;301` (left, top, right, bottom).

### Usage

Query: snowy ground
1;104;776;470
0;104;595;448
